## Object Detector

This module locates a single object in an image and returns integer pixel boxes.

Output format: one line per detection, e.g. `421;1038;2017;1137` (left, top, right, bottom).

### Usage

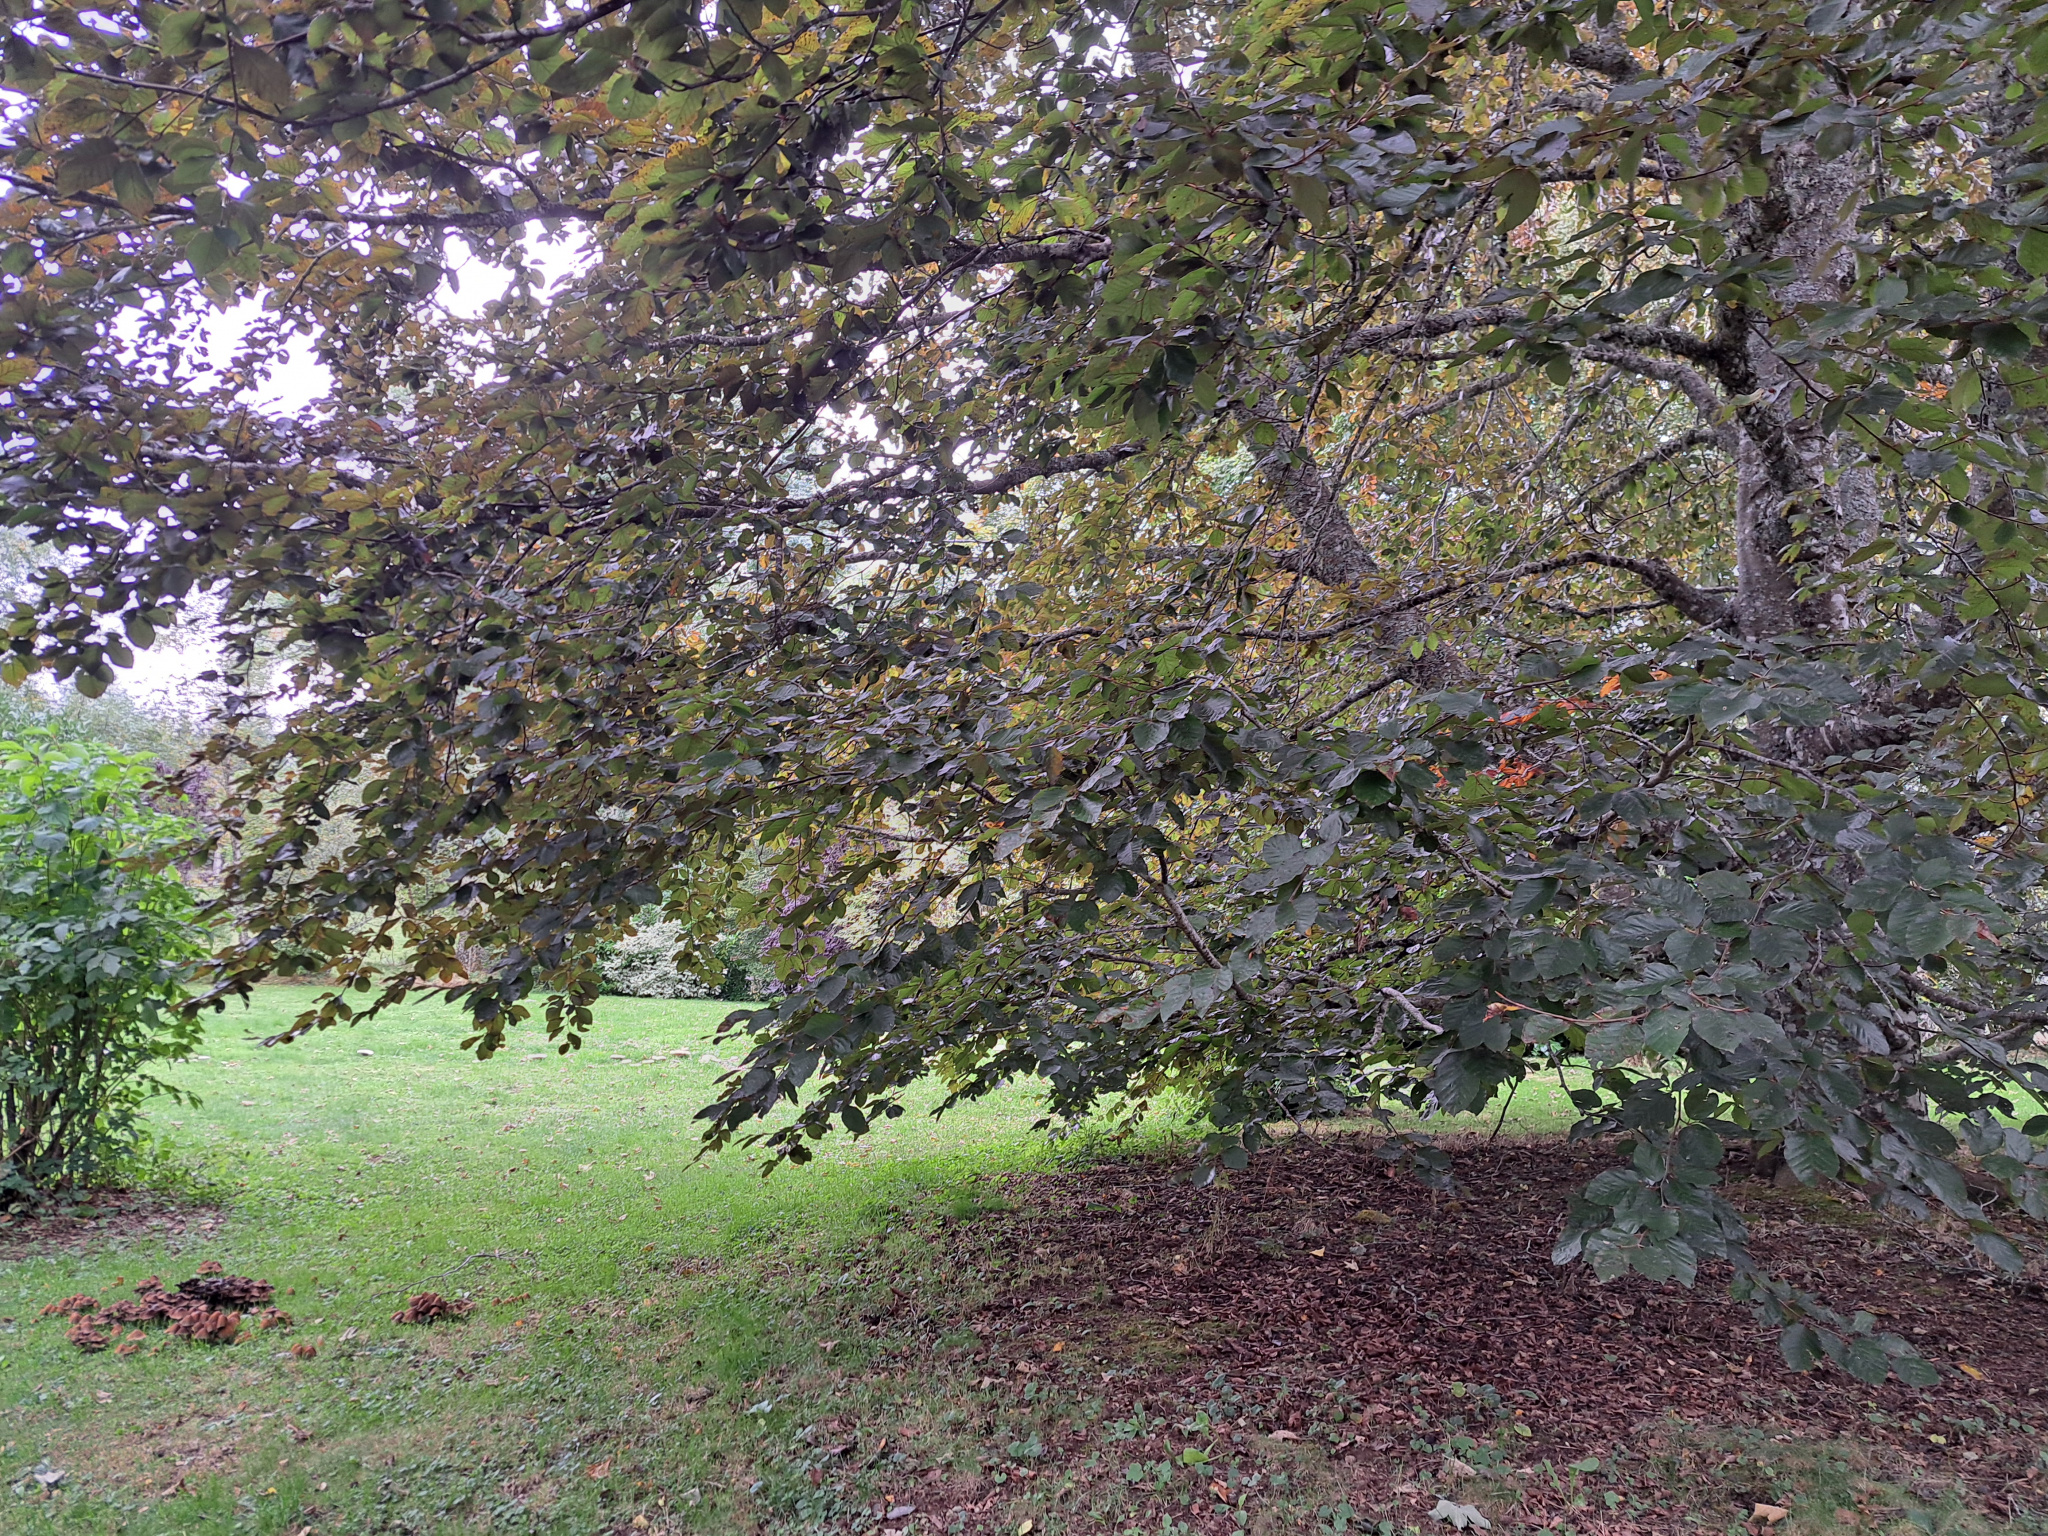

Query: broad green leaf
1783;1130;1839;1184
1884;892;1959;957
1496;168;1541;229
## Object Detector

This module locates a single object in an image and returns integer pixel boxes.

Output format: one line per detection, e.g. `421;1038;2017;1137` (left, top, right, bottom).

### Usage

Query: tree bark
1724;141;1878;640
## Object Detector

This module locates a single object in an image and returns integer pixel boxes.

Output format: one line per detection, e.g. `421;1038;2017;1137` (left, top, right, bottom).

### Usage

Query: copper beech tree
5;0;2048;1377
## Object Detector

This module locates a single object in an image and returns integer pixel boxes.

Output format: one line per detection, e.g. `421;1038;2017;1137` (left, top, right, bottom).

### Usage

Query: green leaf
185;229;230;276
1689;1007;1771;1052
1971;1229;2024;1273
1889;1351;1940;1388
1746;925;1808;968
1780;1323;1824;1372
1496;168;1541;230
158;11;209;54
1641;1007;1689;1057
2019;228;2048;278
1662;928;1716;974
229;44;293;106
1842;1335;1892;1385
54;139;121;195
1972;322;2032;360
1783;1130;1839;1184
1883;892;1959;957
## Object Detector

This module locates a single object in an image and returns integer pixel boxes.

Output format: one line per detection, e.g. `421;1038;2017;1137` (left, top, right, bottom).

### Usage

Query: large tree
5;0;2047;1378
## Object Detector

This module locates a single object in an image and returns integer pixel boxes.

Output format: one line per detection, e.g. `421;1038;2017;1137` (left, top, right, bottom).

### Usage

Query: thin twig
1489;1079;1521;1144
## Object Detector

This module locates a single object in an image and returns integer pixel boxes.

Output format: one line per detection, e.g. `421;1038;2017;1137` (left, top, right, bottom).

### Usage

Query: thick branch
1707;306;1818;498
1333;304;1524;360
1389;368;1529;425
1595;322;1729;366
1576;343;1736;448
1582;553;1738;630
1567;40;1644;81
1239;550;1735;642
1581;426;1728;520
1240;397;1376;586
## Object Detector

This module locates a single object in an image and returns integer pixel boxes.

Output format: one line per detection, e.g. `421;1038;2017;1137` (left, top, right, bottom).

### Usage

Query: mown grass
0;992;2024;1536
0;989;1109;1534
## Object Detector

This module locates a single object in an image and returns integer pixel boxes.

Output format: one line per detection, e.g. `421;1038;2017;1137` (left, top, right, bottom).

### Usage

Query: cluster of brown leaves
46;1261;292;1353
392;1291;473;1325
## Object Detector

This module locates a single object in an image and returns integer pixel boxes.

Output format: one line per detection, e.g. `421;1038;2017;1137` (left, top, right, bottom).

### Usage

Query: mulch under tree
967;1132;2046;1525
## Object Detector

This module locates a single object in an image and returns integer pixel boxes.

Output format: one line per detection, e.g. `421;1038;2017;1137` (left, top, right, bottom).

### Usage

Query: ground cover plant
0;990;2037;1536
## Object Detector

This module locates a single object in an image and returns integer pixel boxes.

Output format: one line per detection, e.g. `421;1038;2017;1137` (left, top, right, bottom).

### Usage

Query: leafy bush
595;920;714;1000
596;917;778;1001
0;734;204;1201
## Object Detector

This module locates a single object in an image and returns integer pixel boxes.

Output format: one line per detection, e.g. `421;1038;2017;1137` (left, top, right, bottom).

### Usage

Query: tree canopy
5;0;2048;1378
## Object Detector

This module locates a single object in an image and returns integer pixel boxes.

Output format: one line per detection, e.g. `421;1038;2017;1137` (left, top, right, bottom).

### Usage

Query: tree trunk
1727;142;1878;641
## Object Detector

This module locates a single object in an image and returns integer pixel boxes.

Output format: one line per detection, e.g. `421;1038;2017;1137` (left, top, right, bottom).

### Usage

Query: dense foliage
596;916;718;999
0;734;203;1199
5;0;2048;1374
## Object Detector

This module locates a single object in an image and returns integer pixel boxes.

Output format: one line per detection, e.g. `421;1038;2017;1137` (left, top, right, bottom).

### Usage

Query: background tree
4;0;2048;1375
0;733;204;1200
0;532;212;760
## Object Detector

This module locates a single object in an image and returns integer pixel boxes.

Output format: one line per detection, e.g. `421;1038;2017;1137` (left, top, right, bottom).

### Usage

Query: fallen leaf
887;1504;916;1519
1751;1504;1790;1528
1309;1247;1326;1257
1957;1362;1985;1381
586;1458;612;1479
1267;1429;1300;1441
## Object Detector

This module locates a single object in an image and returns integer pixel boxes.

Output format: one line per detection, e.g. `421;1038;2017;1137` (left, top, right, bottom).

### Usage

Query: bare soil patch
0;1190;222;1264
961;1132;2046;1528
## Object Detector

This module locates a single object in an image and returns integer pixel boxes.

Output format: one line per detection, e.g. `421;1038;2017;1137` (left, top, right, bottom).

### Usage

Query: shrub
595;920;714;999
0;734;204;1202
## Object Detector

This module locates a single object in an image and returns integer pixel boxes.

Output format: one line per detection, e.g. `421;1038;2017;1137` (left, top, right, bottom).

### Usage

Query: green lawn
0;992;2011;1536
0;989;1127;1534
